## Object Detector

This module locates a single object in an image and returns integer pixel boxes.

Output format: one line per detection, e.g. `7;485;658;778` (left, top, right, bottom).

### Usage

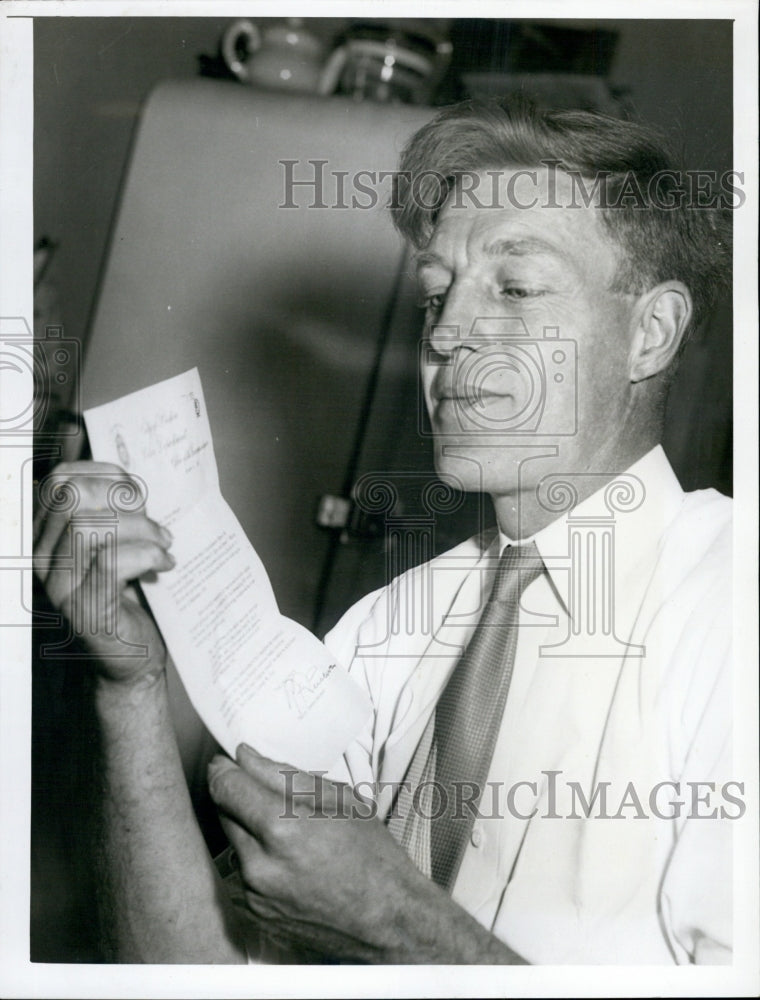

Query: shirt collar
497;446;686;621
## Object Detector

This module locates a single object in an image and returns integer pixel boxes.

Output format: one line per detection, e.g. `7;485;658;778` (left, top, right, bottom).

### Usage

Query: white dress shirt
324;446;733;964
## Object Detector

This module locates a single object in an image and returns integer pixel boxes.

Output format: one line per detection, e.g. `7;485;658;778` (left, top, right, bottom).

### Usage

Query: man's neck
491;439;661;541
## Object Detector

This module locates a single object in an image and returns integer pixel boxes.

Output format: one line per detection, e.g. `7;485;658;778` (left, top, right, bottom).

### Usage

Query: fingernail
165;551;176;568
160;526;173;545
207;755;234;779
236;742;258;759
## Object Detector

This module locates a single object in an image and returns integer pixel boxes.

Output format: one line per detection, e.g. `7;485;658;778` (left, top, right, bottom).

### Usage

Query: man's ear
628;282;693;382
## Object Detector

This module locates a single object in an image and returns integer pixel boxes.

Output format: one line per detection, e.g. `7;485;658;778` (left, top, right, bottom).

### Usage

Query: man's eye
500;285;539;300
420;293;446;317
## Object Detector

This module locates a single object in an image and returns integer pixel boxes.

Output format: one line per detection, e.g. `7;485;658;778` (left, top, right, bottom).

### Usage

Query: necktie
387;542;543;890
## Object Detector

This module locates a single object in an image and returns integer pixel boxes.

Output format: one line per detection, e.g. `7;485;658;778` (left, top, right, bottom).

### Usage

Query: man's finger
233;743;314;796
207;755;282;837
235;744;352;811
233;745;355;826
217;814;288;901
45;535;174;614
36;511;171;583
217;812;266;861
34;464;150;578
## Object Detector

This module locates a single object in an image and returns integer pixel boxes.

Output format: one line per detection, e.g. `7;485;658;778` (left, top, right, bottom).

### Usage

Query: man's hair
391;99;731;337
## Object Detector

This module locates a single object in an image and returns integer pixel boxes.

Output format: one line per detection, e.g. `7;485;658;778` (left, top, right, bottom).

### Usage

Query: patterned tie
387;542;544;891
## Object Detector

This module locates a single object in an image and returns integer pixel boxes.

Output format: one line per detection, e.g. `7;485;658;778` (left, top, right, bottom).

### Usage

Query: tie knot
490;540;544;604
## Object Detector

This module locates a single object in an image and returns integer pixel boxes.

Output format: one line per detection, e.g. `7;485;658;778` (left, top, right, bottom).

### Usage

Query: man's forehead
448;164;598;208
420;167;606;267
415;233;566;273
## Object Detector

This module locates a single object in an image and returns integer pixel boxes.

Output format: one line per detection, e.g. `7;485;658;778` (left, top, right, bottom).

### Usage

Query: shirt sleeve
659;582;734;965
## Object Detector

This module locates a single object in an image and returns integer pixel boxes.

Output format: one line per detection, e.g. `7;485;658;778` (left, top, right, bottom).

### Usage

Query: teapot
221;18;325;93
317;24;452;105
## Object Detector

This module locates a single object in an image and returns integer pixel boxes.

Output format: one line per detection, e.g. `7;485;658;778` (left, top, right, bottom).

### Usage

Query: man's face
417;166;640;501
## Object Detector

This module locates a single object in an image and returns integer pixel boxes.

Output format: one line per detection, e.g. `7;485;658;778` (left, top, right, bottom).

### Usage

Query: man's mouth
431;355;525;409
433;386;515;407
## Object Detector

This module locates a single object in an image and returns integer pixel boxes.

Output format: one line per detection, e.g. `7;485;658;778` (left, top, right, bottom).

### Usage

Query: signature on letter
278;662;336;719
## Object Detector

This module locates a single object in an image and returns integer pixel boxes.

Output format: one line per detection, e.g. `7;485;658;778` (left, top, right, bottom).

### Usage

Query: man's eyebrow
415;237;565;273
414;249;449;273
483;237;565;260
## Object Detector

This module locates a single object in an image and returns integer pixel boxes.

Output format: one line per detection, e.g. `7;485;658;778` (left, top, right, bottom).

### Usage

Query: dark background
32;16;733;962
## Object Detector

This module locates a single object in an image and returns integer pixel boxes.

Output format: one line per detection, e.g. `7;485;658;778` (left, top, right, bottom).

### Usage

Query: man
35;100;732;964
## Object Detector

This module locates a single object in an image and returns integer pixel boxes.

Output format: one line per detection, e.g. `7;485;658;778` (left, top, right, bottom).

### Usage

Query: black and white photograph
0;2;758;997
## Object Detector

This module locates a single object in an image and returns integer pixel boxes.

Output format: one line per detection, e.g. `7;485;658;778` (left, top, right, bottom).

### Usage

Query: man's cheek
420;369;438;415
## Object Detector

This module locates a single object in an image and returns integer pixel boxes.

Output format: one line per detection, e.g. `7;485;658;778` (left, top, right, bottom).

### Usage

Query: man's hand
34;461;247;962
208;745;526;964
35;461;174;685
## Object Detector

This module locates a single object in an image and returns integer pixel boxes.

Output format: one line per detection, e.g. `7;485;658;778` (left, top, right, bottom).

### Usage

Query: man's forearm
93;670;246;963
373;859;527;964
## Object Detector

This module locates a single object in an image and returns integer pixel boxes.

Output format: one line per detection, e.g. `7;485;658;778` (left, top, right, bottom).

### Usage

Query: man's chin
432;442;516;496
431;434;569;498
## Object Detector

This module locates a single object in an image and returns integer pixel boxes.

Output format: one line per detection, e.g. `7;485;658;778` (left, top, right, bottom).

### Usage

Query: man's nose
428;322;463;358
429;311;533;356
427;283;479;356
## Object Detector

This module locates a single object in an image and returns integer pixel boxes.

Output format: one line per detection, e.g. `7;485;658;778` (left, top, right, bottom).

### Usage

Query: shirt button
470;827;483;848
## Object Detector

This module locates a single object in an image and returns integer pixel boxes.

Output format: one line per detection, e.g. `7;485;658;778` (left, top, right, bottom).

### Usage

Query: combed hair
391;99;731;336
